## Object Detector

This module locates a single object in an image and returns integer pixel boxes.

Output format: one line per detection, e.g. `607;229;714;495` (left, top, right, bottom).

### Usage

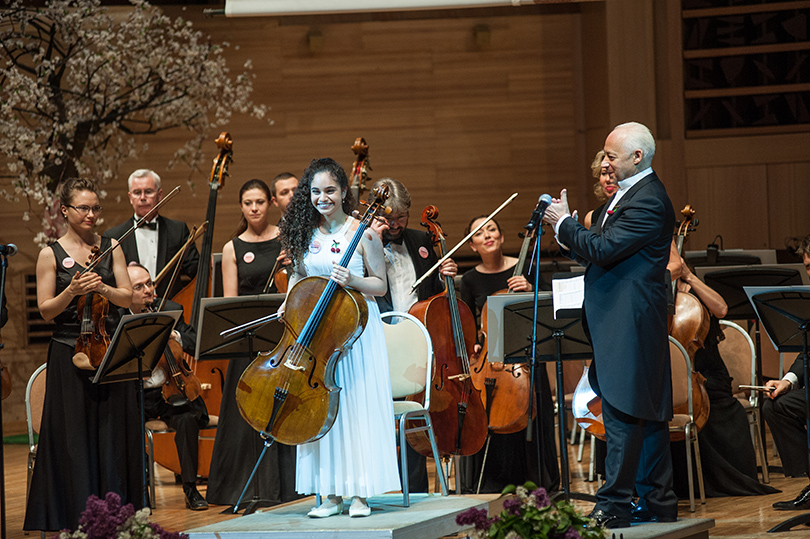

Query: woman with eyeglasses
24;178;143;534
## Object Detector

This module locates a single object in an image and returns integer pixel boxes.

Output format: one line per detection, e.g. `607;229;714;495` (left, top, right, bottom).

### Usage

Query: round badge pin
243;251;255;264
418;246;430;259
309;240;321;254
63;257;75;269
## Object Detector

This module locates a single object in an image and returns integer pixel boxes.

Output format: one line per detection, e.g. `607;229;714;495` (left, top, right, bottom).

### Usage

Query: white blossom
0;0;271;245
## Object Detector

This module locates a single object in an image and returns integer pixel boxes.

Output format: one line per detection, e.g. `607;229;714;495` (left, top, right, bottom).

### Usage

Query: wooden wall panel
685;165;770;250
0;7;583;427
767;162;810;248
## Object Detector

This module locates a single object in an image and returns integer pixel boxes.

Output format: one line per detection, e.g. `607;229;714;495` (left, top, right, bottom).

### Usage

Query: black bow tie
386;235;404;246
140;220;157;230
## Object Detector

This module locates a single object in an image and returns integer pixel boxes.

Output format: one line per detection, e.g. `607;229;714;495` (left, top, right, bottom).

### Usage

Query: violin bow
410;192;518;293
81;185;182;275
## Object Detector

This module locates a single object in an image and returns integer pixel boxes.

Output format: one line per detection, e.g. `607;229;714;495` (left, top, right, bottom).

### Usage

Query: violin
470;226;536;434
406;206;488;458
262;254;289;294
147;256;203;406
73;246;111;369
668;205;710;440
235;186;391;444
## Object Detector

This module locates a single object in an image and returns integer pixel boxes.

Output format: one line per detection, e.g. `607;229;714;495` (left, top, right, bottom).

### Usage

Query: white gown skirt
295;298;401;498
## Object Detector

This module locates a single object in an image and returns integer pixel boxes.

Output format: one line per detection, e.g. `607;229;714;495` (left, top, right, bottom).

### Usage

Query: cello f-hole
306;355;320;389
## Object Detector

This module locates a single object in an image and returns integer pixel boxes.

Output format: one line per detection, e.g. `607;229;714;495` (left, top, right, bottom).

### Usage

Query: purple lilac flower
558;527;582;539
456;507;494;531
149;522;190;539
77;492;135;539
531;487;552;508
503;497;523;516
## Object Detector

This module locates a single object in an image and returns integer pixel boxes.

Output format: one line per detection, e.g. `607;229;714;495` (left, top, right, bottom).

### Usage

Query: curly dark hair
280;158;356;266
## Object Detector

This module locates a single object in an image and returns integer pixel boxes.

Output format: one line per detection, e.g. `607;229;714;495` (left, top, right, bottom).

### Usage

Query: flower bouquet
456;482;607;539
55;492;188;539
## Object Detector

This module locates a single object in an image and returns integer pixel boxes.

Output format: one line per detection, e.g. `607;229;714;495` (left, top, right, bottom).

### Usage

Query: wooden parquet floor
2;435;808;538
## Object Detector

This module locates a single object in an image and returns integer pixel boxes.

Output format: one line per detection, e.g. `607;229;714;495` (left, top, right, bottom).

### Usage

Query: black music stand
739;288;810;533
196;295;286;515
92;311;179;509
701;266;804;475
487;288;595;503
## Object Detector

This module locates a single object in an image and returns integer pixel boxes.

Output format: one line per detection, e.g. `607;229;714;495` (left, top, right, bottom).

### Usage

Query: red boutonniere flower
607;209;614;215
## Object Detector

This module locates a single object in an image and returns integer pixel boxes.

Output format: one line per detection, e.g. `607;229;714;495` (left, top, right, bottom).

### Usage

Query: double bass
150;133;233;477
406;206;488;458
469;226;536;434
235;186;391;444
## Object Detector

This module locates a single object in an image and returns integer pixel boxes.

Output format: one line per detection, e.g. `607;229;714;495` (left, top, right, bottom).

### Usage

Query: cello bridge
284;359;305;371
448;373;470;382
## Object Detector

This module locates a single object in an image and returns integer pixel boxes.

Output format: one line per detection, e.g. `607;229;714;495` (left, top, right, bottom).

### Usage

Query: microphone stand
0;249;9;539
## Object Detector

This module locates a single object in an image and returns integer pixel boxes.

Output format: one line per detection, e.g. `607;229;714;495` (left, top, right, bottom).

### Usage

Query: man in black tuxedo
764;235;810;508
125;263;209;511
369;177;457;492
544;122;677;528
103;169;199;299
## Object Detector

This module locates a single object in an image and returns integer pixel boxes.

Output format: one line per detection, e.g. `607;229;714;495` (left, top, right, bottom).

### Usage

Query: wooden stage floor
2;433;808;538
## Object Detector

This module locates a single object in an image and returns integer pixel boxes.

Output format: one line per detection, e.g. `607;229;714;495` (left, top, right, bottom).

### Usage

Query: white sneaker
349;497;371;518
307;497;344;518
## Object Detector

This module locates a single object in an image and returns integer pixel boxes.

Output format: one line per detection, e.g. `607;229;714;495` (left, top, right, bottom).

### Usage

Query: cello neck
297;186;390;348
438;236;469;369
509;228;535;291
297;219;367;348
189;183;219;330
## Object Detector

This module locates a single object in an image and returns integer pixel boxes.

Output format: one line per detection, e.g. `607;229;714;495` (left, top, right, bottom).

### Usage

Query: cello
235;185;391;444
668;205;711;441
349;137;371;203
406;206;488;458
469;226;536;434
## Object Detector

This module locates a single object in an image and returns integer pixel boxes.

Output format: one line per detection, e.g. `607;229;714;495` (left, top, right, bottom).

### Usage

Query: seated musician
667;246;777;498
456;215;559;494
103;169;199;299
126;263;210;511
764;234;810;509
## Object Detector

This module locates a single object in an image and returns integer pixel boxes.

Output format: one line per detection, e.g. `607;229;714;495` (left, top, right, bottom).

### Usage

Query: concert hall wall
0;0;808;430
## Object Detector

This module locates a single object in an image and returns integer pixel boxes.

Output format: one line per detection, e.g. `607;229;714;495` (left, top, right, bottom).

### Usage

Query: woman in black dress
207;179;299;506
457;216;559;494
668;249;778;497
24;178;139;533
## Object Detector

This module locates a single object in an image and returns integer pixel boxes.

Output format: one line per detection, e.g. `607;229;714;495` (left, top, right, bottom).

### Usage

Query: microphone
0;244;17;257
525;194;553;231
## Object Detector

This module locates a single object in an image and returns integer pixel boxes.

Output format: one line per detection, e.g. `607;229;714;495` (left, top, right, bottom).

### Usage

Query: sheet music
552;274;584;319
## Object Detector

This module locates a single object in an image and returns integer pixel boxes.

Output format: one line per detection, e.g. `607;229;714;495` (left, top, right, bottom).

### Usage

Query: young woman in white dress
278;157;400;518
